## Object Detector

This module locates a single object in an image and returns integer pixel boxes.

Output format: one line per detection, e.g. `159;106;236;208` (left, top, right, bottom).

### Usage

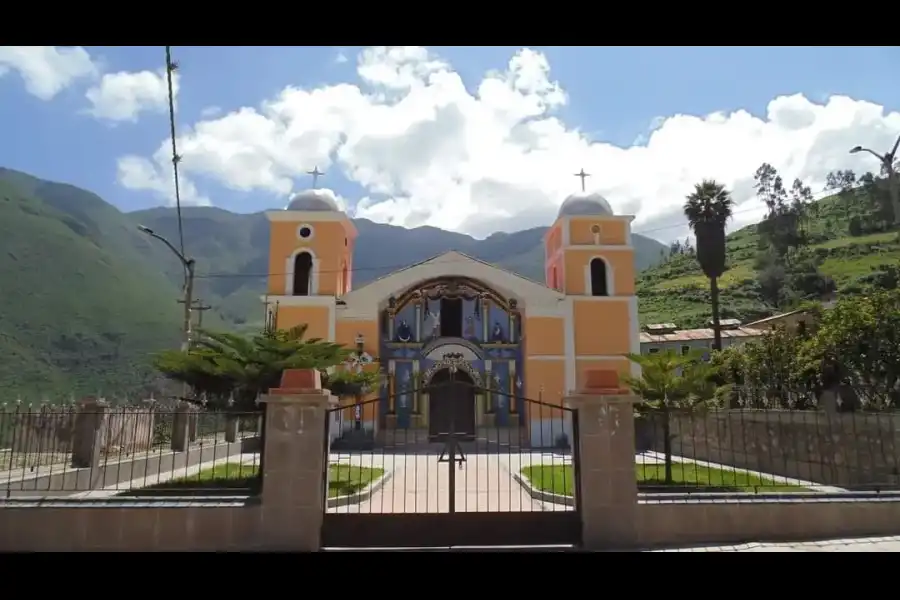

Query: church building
264;184;640;447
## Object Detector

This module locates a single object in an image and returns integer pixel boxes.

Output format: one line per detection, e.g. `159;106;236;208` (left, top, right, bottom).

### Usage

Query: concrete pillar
565;369;641;550
188;407;199;442
171;403;192;452
224;414;240;443
259;368;336;551
71;398;107;468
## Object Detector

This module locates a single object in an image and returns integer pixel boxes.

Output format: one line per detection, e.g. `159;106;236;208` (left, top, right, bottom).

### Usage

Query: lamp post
849;134;900;226
137;225;196;351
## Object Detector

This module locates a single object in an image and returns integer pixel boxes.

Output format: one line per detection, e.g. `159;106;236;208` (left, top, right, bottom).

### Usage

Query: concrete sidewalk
647;536;900;552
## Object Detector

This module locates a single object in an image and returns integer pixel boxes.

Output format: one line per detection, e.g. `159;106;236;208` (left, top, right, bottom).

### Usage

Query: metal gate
320;370;581;549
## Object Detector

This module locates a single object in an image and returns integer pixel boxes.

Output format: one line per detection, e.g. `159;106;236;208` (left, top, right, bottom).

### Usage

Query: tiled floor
648;536;900;552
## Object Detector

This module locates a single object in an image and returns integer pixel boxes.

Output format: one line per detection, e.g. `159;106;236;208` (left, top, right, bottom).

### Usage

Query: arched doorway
428;368;476;440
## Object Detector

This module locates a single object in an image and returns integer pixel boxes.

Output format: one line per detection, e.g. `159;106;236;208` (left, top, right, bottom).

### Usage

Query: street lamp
137;225;196;351
849;134;900;226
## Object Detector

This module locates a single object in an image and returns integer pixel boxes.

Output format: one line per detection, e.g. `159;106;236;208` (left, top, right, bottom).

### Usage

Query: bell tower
544;186;635;297
544;173;640;389
264;183;356;339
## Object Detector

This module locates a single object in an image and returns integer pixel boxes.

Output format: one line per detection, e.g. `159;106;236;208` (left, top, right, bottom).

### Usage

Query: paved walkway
649;537;900;552
329;452;559;514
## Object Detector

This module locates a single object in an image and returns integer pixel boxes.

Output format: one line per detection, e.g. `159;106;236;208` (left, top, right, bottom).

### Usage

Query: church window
341;262;349;295
297;224;314;239
440;297;463;337
550;265;559;290
589;258;609;296
292;252;313;296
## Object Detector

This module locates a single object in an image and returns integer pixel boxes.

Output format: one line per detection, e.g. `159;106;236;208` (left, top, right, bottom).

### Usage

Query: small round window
297;224;314;239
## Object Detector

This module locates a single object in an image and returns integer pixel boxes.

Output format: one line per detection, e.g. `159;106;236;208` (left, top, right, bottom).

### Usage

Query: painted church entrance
427;368;476;440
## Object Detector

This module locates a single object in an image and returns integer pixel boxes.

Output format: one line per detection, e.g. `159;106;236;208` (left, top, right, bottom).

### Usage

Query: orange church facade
264;188;639;447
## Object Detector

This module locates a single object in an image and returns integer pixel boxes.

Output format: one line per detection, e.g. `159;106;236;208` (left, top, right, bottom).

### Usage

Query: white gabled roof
339;251;564;319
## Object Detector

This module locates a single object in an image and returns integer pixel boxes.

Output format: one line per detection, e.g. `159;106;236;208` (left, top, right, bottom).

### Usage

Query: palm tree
154;324;349;411
623;350;726;484
684;180;734;351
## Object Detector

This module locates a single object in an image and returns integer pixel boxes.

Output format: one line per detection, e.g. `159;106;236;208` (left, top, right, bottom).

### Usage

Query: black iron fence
324;385;578;515
320;382;583;547
634;401;900;493
0;402;262;498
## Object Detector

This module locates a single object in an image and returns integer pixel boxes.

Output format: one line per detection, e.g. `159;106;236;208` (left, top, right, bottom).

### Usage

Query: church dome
284;189;342;212
557;191;614;218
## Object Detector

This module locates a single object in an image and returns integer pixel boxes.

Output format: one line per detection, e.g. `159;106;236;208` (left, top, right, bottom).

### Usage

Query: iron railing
634;400;900;494
0;402;262;498
324;385;578;515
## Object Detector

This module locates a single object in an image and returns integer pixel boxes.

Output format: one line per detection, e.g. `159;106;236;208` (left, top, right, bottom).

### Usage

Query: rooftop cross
574;168;591;192
307;166;324;188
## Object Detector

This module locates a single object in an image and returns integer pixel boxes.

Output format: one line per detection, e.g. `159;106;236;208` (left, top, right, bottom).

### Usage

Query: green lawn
125;463;385;497
520;463;806;496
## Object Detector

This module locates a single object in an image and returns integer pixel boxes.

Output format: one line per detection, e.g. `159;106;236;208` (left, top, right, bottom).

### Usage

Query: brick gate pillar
258;368;336;551
565;369;641;550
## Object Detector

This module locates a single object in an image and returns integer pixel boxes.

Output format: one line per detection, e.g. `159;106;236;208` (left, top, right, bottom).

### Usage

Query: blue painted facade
378;277;525;429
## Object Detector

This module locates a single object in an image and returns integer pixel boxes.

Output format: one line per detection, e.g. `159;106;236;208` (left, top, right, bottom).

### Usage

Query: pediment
340;251;564;318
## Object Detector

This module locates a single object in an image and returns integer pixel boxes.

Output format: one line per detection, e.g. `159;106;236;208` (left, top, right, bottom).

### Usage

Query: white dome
285;188;341;212
558;191;614;218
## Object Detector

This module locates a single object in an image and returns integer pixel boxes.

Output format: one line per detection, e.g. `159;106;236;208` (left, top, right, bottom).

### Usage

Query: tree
712;324;813;408
153;325;349;411
683;179;734;351
623;350;726;484
798;291;900;408
754;164;808;260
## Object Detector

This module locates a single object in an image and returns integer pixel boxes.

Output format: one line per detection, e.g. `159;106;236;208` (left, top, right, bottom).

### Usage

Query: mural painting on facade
379;277;524;433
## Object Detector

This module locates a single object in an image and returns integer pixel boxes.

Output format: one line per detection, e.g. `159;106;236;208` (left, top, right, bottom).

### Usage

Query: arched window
589;258;609;296
293;252;313;296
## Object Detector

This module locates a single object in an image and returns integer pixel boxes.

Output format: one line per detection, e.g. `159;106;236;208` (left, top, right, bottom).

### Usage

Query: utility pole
178;298;211;330
850;134;900;226
138;225;196;351
194;300;212;329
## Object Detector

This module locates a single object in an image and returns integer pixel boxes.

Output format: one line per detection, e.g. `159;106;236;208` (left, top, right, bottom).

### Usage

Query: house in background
639;319;763;358
742;302;833;332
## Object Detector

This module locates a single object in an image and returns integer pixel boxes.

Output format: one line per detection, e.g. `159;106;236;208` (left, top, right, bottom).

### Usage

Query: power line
193;183;847;282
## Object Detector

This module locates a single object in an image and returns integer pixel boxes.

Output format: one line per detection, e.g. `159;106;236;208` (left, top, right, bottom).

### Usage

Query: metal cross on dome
307;166;324;189
574;168;591;192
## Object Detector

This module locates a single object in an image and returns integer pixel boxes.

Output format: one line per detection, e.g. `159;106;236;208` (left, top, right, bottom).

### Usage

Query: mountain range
0;167;666;398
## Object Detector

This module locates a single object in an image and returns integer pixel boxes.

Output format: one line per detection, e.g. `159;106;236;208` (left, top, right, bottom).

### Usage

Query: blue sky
1;46;898;240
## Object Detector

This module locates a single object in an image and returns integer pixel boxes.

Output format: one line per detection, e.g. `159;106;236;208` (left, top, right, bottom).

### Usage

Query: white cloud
117;155;211;207
0;46;96;100
118;46;900;242
85;68;175;122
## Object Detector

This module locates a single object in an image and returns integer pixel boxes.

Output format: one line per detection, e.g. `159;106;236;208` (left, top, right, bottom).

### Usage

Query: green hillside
0;170;187;399
637;183;900;327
